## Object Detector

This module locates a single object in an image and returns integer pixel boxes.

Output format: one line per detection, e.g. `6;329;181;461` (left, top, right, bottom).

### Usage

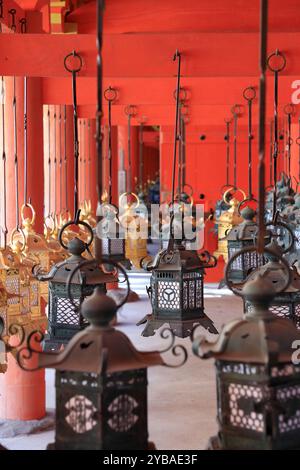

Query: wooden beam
42;76;298;107
0;32;300;78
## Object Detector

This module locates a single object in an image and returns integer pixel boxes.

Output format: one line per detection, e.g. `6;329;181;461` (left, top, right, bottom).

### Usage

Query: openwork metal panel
65;395;98;434
56;297;81;325
269;304;291;319
228;383;265;433
277;385;300;434
54;368;148;450
157;281;180;310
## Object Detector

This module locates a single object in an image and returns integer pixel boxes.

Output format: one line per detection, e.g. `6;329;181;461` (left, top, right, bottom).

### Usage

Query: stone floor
0;277;243;450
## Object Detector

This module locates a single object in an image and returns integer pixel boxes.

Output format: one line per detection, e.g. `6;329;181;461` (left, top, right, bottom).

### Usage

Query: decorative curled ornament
157;328;188;368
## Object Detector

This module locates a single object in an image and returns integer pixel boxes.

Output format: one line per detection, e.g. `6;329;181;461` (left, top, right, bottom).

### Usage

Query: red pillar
0;76;45;420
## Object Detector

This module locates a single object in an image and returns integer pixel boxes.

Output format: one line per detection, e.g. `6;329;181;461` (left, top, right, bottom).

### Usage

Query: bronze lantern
34;221;116;352
194;246;300;450
137;239;218;337
243;238;300;328
226;206;267;283
16;265;169;450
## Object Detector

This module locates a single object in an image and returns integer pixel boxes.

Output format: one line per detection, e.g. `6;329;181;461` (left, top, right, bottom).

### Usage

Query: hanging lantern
119;192;148;269
193;245;300;450
226;206;269;283
213;187;245;261
34;219;116;351
17;252;167;450
137;239;218;337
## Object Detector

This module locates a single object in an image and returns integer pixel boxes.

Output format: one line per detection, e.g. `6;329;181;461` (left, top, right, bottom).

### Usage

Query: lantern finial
81;286;117;327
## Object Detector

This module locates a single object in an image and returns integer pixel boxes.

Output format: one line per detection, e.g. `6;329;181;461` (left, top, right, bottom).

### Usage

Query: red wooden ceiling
3;0;300;124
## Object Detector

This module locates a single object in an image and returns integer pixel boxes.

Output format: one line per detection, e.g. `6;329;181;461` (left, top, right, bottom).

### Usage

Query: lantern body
46;281;105;350
214;198;242;261
37;238;116;352
102;237;131;270
52;368;148;450
212;359;300;450
138;243;217;337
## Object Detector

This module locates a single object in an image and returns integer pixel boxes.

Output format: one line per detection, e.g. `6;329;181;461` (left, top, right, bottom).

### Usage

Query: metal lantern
137;240;218;337
17;283;165;450
243;239;300;328
99;204;131;270
226;207;268;283
119;193;148;269
193;247;300;450
213;188;244;261
35;222;116;352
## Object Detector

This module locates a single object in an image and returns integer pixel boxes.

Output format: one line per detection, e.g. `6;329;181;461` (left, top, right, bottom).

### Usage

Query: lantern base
137;313;218;338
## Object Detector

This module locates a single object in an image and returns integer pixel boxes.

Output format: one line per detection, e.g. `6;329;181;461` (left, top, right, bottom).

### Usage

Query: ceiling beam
0;32;299;78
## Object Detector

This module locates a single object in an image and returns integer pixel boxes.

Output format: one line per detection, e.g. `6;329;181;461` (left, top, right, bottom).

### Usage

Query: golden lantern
119;192;148;269
214;188;245;261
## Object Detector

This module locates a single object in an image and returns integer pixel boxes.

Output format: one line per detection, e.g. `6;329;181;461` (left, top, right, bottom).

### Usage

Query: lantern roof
148;241;210;272
195;270;300;365
35;237;116;284
36;287;165;374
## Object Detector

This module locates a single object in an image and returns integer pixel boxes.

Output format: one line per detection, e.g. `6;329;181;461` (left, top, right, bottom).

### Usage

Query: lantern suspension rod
224;118;231;187
1;76;7;247
83;119;87;203
104;87;117;205
87;119;91;204
171;50;181;207
47;106;51;217
124;104;137;194
180;108;186;192
257;0;268;253
63;105;68;213
139;120;144;192
64;50;82;217
12;76;19;228
267;48;286;219
59;106;63;213
231;104;240;190
53;107;57;215
269;120;273;186
284;104;294;179
297;117;300;184
95;0;105;262
243;86;256;199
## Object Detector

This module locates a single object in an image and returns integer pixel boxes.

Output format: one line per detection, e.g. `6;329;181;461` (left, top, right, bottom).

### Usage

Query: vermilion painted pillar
0;76;45;420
